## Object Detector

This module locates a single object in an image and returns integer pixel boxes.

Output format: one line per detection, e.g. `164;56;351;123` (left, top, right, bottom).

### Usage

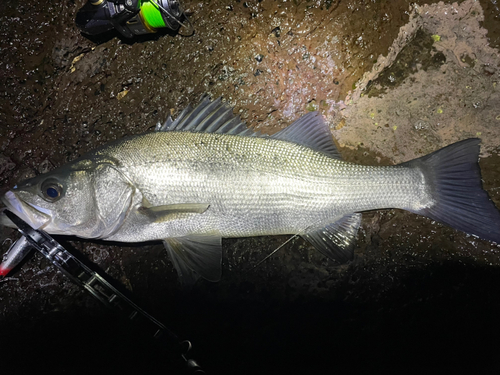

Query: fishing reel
75;0;189;38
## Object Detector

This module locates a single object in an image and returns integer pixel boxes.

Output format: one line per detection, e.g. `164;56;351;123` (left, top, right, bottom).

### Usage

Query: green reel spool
140;0;167;30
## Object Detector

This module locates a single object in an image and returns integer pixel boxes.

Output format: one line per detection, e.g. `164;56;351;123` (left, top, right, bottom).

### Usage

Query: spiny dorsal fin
301;213;361;263
156;97;340;158
272;112;342;159
156;95;259;137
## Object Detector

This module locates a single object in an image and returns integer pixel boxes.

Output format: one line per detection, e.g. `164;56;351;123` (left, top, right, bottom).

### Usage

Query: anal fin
163;232;222;285
301;213;361;263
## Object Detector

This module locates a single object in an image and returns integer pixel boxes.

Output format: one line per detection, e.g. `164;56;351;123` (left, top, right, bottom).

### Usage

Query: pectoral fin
139;203;210;222
301;213;362;263
163;232;222;285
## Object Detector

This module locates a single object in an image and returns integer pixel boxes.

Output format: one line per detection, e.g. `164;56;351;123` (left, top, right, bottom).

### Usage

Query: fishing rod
1;210;205;374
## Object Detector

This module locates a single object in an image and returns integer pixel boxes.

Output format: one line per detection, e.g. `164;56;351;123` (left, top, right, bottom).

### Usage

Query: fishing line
3;210;205;373
244;234;299;274
152;0;194;36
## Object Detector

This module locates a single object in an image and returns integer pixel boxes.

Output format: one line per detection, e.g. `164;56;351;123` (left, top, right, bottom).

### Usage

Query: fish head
1;158;135;239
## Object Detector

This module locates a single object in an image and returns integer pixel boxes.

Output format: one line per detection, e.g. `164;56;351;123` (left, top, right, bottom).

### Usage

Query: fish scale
99;131;425;240
2;96;500;283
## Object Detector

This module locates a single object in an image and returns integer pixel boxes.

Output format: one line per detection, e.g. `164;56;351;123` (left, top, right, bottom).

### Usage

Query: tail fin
404;138;500;244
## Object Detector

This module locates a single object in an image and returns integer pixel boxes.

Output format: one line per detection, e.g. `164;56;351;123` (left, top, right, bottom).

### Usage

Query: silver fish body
2;96;500;283
97;131;423;241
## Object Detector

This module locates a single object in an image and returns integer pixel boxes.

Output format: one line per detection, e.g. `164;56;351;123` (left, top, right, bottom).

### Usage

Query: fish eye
41;180;64;202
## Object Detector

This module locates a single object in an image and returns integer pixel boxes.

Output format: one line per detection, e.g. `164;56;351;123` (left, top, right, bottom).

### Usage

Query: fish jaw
1;190;51;230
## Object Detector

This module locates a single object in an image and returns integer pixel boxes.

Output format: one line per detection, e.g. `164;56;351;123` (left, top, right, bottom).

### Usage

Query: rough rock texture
334;1;500;161
1;0;500;374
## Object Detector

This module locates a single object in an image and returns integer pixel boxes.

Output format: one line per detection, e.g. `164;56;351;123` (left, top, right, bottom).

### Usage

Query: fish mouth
0;191;51;230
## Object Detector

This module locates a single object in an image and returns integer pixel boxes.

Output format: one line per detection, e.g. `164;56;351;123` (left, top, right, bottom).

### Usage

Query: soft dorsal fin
272;112;342;159
155;95;259;137
155;97;340;158
301;213;361;263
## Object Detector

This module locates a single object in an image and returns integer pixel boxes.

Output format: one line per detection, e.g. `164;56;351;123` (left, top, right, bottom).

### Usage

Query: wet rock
271;26;281;38
1;0;500;374
38;159;54;174
0;155;15;176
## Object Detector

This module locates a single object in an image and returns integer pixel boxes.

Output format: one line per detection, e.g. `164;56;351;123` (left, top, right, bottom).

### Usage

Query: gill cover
91;163;135;239
1;159;134;239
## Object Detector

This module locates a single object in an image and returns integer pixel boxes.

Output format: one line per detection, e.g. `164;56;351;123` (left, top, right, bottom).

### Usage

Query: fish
1;96;500;283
